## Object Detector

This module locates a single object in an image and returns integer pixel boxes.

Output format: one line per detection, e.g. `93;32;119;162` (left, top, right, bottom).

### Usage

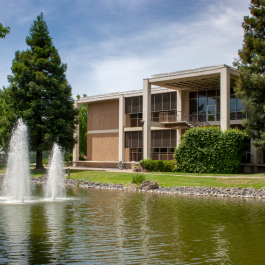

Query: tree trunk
35;151;45;170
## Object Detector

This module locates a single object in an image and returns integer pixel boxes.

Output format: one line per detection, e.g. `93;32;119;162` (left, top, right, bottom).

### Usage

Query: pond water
0;184;264;264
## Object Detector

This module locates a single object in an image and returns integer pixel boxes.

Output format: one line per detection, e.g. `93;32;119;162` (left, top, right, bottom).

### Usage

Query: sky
0;0;251;98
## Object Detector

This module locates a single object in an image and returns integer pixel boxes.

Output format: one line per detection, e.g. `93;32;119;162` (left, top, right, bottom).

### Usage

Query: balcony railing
158;111;210;127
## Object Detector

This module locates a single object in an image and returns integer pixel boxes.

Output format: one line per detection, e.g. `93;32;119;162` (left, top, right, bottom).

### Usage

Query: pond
0;184;264;264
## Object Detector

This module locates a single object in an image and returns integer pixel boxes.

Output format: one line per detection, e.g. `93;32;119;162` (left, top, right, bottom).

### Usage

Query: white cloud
67;0;250;97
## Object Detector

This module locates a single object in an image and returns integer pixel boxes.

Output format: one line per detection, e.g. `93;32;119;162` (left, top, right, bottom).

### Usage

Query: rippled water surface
0;184;265;264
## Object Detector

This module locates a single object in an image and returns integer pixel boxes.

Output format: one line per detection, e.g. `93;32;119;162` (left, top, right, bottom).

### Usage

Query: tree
6;13;79;169
0;23;10;38
234;0;265;150
0;88;17;154
77;94;87;157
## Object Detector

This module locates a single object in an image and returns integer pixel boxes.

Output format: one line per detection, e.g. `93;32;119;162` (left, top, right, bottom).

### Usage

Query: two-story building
73;64;264;173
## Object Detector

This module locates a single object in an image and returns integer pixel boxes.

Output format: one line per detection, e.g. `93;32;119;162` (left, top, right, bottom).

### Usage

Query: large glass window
230;88;246;120
189;90;220;122
189;88;245;122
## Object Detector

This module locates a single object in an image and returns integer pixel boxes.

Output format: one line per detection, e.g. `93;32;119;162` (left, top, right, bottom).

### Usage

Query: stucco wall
87;100;119;131
87;133;119;161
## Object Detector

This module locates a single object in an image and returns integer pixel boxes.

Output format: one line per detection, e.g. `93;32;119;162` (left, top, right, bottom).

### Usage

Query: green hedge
140;158;175;172
174;127;249;174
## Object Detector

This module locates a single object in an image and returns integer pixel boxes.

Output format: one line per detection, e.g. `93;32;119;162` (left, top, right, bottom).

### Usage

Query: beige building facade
73;64;264;172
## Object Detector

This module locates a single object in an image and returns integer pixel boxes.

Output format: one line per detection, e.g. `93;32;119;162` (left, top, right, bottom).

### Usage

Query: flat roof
78;86;174;103
150;64;237;79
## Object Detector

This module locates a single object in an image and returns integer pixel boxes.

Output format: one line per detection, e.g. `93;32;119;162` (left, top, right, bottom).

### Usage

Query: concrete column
177;90;182;121
177;129;182;147
73;101;80;166
119;95;125;161
143;79;151;159
177;90;189;121
220;67;230;131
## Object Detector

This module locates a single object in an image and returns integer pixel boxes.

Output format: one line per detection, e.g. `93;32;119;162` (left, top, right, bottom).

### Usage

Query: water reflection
0;185;264;264
0;204;30;263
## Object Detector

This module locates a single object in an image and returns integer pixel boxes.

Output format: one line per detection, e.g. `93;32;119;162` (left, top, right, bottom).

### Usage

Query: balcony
158;111;210;128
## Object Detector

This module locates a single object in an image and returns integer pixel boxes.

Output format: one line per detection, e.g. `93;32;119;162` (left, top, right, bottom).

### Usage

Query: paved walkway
65;166;265;178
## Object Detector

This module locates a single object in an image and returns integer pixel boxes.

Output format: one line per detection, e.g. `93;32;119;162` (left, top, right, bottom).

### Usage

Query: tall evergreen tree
234;0;265;150
0;23;10;38
0;88;17;154
7;13;79;169
76;94;87;157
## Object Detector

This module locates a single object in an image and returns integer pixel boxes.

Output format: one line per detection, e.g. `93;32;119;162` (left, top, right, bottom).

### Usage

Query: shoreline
1;174;265;199
32;175;265;200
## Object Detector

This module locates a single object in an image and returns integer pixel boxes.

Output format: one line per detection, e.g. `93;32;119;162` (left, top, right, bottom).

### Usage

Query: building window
189;89;221;122
230;88;245;120
130;148;142;162
130;113;143;127
125;130;176;161
125;96;142;114
151;148;174;160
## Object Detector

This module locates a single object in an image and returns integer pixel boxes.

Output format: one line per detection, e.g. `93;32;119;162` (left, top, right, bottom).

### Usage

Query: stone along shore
0;174;264;199
28;175;265;199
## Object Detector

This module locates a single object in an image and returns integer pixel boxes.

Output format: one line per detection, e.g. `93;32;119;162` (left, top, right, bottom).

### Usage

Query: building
73;64;264;172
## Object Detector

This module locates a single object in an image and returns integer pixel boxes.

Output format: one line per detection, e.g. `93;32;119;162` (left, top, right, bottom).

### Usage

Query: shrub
174;126;249;174
132;174;146;185
139;158;176;172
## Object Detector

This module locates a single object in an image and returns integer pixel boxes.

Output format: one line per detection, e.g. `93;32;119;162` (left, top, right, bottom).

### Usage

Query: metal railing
159;111;211;127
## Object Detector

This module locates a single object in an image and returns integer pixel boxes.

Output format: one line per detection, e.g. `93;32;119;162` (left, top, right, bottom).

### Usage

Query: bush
140;158;176;172
174;126;249;174
79;154;86;161
132;174;146;185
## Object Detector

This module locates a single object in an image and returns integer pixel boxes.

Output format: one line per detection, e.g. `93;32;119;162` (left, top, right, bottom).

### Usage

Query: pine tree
7;13;79;169
0;23;10;38
234;0;265;150
77;94;87;157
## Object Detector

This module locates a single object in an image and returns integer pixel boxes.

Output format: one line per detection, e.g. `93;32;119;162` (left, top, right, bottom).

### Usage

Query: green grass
2;164;265;189
68;170;265;189
0;164;5;174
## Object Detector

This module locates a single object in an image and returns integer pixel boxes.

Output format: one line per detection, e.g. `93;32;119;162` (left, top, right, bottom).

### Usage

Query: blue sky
0;0;250;98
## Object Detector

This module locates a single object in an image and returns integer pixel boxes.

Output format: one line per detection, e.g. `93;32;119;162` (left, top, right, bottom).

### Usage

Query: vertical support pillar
73;101;80;166
119;95;125;161
177;90;189;121
177;129;182;147
143;79;151;159
177;90;183;121
220;67;230;131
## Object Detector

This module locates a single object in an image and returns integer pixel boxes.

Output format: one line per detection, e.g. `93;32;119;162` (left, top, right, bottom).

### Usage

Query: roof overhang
148;64;238;91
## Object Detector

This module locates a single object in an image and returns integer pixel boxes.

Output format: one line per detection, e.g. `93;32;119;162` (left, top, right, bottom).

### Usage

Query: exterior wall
87;100;119;161
87;100;119;131
87;133;119;161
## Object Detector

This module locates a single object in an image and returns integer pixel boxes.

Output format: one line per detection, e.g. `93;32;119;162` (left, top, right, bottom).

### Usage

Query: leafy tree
0;23;10;38
6;13;79;169
234;0;265;150
0;88;17;154
76;94;87;157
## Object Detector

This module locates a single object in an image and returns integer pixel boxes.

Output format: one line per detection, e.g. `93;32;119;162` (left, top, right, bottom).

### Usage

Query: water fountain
3;119;30;202
45;143;66;200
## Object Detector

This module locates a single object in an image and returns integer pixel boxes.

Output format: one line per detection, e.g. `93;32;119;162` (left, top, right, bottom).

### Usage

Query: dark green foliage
174;127;249;174
0;88;17;153
132;174;146;185
140;158;176;172
6;13;79;169
77;94;87;156
233;0;265;150
0;23;10;38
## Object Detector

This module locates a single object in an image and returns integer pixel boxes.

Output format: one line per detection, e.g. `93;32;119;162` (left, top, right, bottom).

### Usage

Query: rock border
33;175;265;199
1;174;265;199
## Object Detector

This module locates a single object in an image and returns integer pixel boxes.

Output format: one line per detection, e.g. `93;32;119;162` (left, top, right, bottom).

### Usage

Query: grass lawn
68;169;265;189
2;163;265;189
